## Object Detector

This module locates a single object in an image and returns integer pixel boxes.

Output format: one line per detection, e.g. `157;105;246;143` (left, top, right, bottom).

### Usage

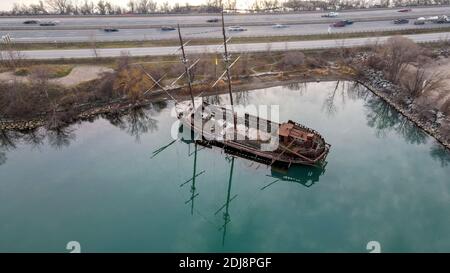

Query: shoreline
358;80;450;150
1;68;448;152
0;69;346;131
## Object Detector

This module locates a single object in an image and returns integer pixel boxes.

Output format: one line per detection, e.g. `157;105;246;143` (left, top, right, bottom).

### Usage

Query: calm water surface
0;81;449;252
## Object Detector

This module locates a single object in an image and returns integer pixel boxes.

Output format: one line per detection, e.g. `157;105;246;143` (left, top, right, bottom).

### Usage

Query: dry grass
11;64;74;78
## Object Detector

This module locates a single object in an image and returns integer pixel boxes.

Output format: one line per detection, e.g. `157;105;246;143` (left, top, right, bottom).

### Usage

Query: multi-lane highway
2;6;450;28
1;6;450;43
8;32;450;60
4;20;450;43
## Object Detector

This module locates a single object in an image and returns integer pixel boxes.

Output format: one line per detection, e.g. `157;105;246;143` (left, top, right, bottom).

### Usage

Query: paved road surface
1;6;450;43
1;6;449;28
6;32;449;60
3;20;450;43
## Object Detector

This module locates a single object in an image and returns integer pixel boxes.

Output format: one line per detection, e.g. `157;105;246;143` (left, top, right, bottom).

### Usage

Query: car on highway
227;26;247;31
331;21;346;27
342;20;354;25
321;12;339;18
394;18;409;24
206;18;219;23
331;20;353;27
161;26;176;31
414;19;425;25
23;20;39;24
436;15;449;24
398;8;412;12
273;24;288;28
103;28;119;32
39;21;58;26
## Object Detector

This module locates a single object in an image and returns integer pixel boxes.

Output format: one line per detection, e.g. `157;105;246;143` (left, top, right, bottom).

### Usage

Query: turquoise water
0;81;449;253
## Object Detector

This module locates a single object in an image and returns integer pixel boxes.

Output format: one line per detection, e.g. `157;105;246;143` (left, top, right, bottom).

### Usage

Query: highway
1;6;450;28
0;6;450;43
6;32;449;60
4;20;450;43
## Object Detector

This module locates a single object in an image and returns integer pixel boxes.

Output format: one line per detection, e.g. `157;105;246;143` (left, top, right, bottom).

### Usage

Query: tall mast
220;11;237;131
177;24;195;108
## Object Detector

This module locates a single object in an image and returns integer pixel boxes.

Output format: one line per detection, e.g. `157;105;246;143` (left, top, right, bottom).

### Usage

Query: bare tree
127;0;136;13
29;66;63;129
260;0;280;10
96;0;107;14
0;39;24;69
399;67;445;100
278;51;305;70
380;36;421;83
137;0;156;13
105;1;114;14
46;0;72;14
251;1;262;12
224;0;237;10
80;0;95;14
159;1;170;13
30;1;48;14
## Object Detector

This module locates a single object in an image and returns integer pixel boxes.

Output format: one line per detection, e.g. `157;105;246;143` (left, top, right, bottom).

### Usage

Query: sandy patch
0;65;113;87
0;72;28;84
52;65;113;87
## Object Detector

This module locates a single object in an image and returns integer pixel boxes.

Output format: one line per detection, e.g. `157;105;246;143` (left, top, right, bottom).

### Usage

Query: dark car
40;21;57;26
414;20;425;25
103;28;119;32
343;20;354;25
398;8;412;12
394;19;409;24
161;26;176;31
331;21;346;27
23;20;39;24
206;18;219;23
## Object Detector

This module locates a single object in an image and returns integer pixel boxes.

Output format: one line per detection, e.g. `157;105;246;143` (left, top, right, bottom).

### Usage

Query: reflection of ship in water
152;130;327;246
178;126;327;188
266;164;326;188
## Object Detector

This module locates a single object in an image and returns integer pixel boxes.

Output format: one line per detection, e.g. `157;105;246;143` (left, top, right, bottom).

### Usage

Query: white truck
321;12;339;18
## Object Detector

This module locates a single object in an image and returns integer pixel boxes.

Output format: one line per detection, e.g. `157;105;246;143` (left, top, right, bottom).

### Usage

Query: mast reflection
176;125;327;246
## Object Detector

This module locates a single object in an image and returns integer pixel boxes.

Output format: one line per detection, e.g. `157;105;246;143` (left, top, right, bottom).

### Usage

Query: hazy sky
0;0;256;11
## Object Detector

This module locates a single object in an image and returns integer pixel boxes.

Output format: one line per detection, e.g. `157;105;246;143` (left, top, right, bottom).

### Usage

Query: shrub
14;68;30;76
278;51;305;70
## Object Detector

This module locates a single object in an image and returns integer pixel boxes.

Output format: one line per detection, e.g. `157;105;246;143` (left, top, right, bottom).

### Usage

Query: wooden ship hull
177;100;331;167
